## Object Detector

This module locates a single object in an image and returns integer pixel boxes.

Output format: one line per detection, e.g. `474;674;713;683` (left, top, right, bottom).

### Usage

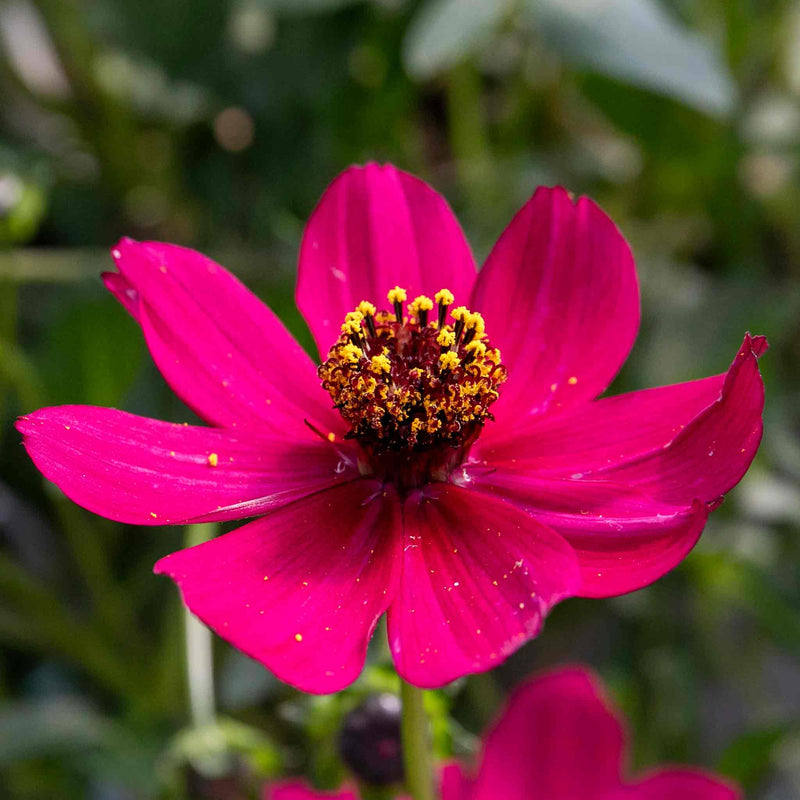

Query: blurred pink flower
265;667;741;800
18;164;766;693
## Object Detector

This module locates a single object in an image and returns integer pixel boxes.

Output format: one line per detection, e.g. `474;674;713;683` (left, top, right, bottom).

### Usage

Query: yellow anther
450;306;470;323
341;311;364;335
387;286;407;304
340;343;363;364
439;351;461;370
356;301;376;317
207;453;219;467
467;312;486;338
435;289;454;306
465;340;487;358
370;353;392;374
437;329;456;347
409;295;433;314
326;432;336;442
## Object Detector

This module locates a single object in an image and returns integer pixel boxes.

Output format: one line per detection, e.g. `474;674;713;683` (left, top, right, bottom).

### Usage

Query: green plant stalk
184;523;217;727
400;679;435;800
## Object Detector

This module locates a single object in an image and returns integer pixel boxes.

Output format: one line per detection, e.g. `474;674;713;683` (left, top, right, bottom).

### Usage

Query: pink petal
463;470;709;597
471;187;639;420
604;769;741;800
17;405;354;526
296;163;476;358
585;335;767;506
471;667;626;800
440;763;473;800
478;374;725;474
266;781;360;800
105;238;340;437
155;481;401;694
387;485;580;688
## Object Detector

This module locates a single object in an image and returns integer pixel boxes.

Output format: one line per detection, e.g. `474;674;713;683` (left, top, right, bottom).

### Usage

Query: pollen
207;453;219;467
318;287;507;462
369;352;392;374
439;351;460;370
341;311;364;336
434;289;454;306
387;286;407;304
437;329;456;347
294;633;303;642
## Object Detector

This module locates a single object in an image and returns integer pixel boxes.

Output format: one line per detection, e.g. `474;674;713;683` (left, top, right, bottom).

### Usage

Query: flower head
265;666;740;800
17;164;766;693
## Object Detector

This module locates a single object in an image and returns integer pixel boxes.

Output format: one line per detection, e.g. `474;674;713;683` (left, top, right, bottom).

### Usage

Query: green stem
184;523;217;727
400;679;435;800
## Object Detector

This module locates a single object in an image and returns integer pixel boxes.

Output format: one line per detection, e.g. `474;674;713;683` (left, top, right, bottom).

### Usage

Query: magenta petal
588;334;766;506
471;187;639;419
471;667;625;800
478;373;726;474
605;770;741;800
464;471;709;597
296;163;476;358
387;485;580;688
106;238;340;436
266;782;360;800
440;763;473;800
155;481;401;694
17;405;355;525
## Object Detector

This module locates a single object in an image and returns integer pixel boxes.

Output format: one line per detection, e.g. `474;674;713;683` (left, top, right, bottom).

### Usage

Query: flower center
318;287;507;483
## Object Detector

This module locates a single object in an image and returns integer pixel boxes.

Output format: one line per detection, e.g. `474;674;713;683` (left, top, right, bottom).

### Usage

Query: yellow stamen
340;343;364;364
387;286;407;304
450;306;469;323
467;312;486;338
370;353;392;374
356;301;376;317
437;329;456;347
409;295;433;314
434;289;454;306
341;310;364;336
464;340;487;358
439;351;461;370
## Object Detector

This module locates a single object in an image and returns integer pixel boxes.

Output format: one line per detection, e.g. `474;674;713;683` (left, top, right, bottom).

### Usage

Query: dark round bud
338;693;404;785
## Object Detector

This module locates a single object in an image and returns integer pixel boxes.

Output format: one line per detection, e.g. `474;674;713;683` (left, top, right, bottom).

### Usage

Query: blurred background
0;0;799;797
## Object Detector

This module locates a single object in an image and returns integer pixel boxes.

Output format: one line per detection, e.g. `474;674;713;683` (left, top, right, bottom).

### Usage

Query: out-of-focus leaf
0;696;112;765
525;0;737;116
219;650;280;711
717;725;791;789
162;717;281;780
403;0;510;79
0;174;47;245
39;295;143;408
265;0;364;14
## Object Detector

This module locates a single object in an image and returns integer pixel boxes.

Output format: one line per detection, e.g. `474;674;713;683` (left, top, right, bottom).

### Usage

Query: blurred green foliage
0;0;799;797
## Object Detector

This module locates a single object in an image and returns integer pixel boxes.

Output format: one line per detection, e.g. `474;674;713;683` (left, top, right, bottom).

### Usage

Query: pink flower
17;164;766;693
265;667;740;800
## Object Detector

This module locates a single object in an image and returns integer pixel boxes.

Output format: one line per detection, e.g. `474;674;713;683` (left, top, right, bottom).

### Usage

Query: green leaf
0;696;112;765
264;0;364;14
525;0;737;115
717;725;790;789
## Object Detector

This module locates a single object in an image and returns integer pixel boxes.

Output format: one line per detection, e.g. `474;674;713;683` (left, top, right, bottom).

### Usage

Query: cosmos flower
264;666;741;800
17;164;766;693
